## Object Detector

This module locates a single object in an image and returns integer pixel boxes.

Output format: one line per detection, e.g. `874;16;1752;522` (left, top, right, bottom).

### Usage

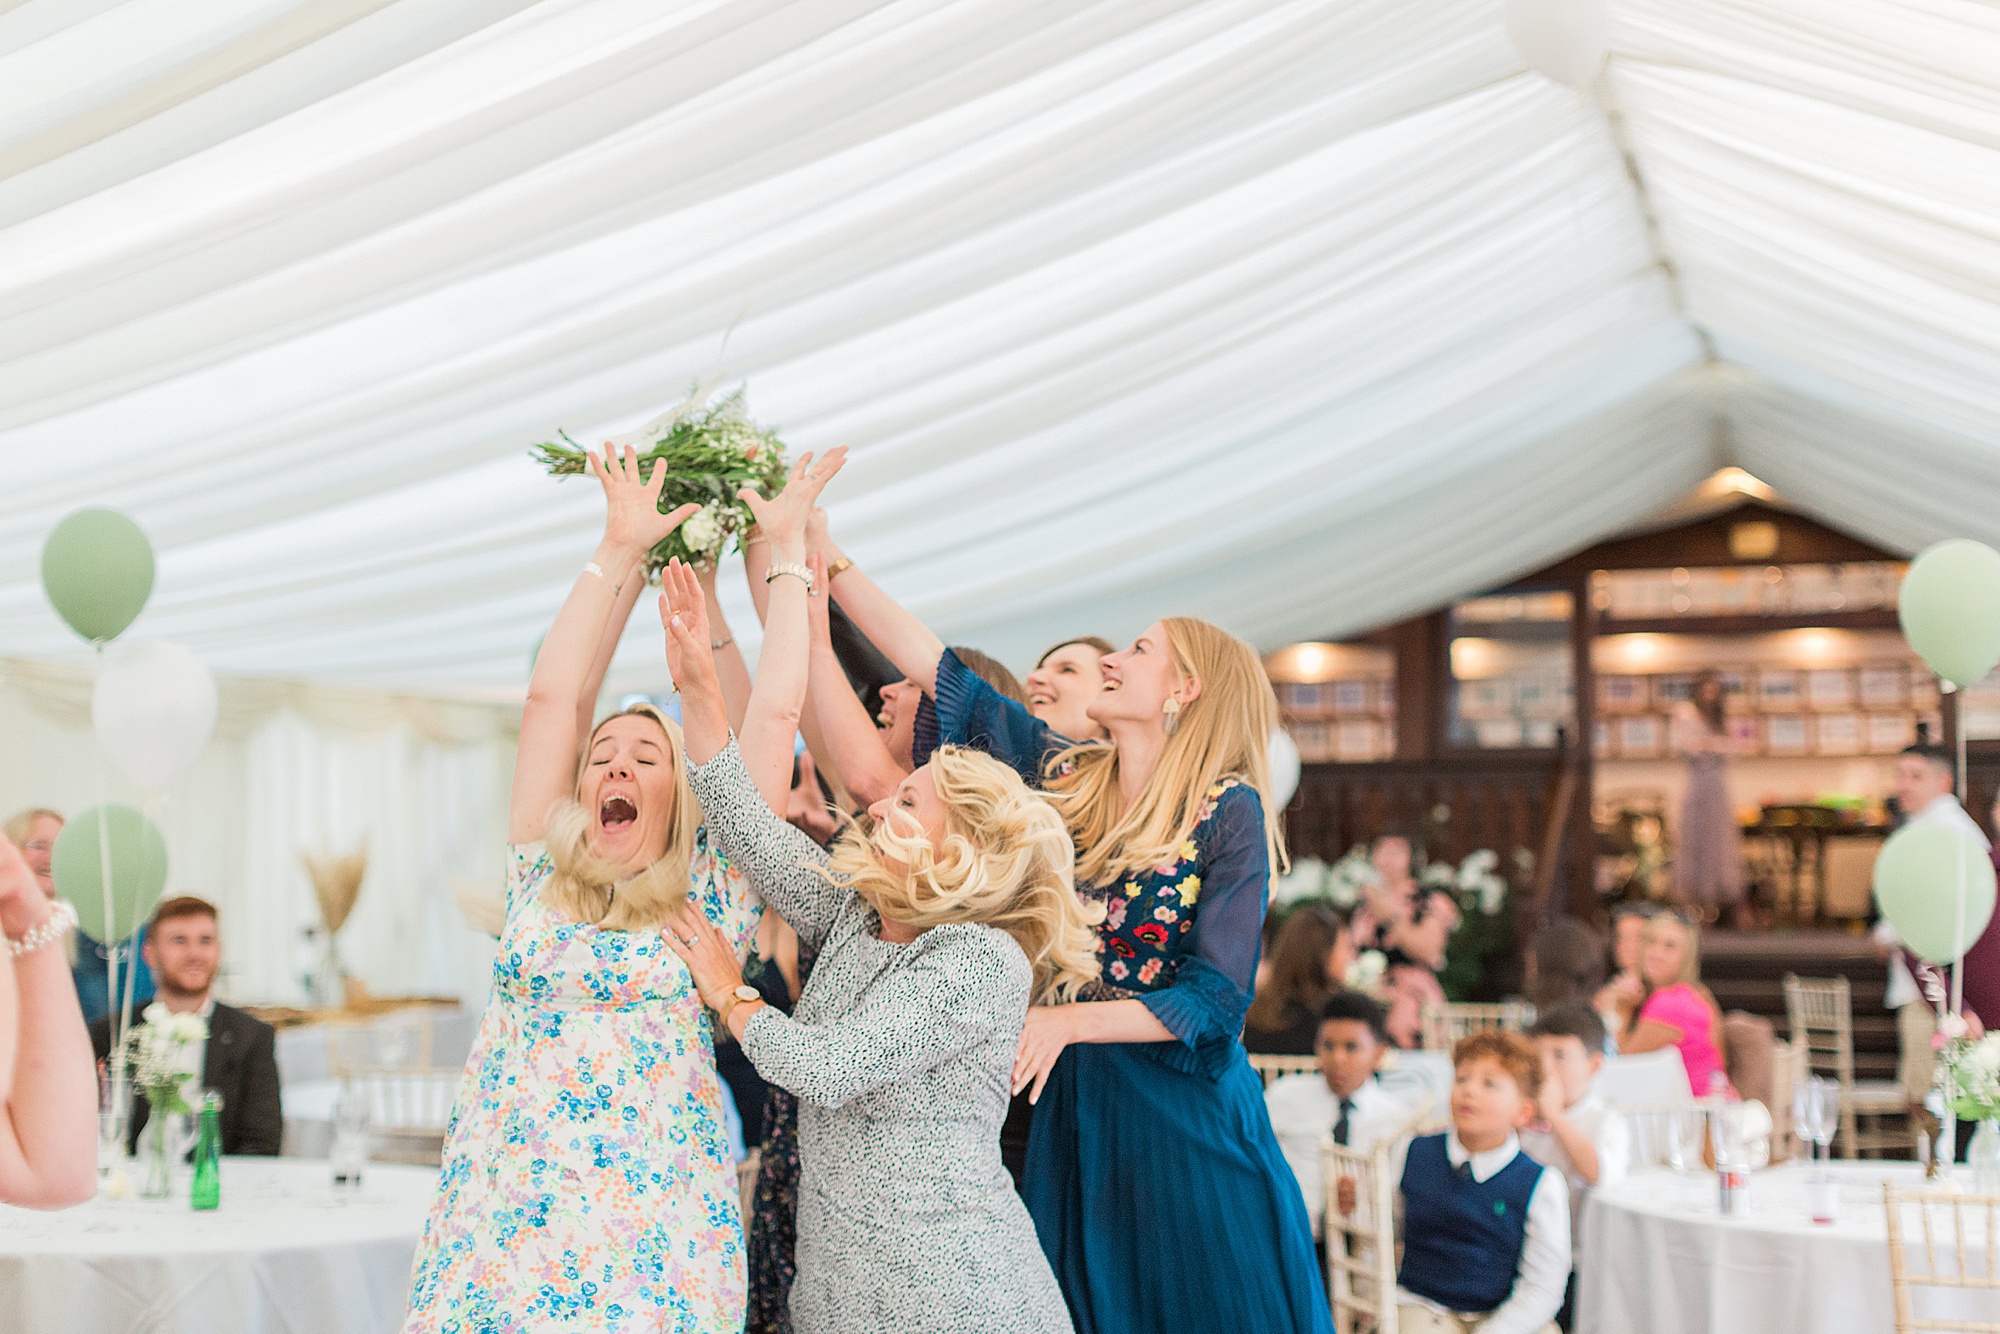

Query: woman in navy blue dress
816;556;1329;1334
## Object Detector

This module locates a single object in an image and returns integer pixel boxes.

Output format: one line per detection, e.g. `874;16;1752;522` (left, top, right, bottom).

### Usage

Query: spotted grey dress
687;739;1071;1334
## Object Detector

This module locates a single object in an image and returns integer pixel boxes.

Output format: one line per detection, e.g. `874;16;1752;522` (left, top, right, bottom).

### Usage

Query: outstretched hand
659;559;721;702
1012;1005;1076;1104
661;901;744;1007
591;445;699;556
739;448;846;556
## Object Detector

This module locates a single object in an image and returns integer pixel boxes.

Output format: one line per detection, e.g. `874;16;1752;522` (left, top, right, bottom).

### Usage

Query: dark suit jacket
91;1001;284;1156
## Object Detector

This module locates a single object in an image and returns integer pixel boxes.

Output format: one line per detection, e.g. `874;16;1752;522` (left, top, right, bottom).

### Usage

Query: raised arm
682;740;848;948
804;537;909;807
814;512;946;693
734;449;846;805
698;562;753;735
574;558;648;743
513;446;697;844
0;835;95;1209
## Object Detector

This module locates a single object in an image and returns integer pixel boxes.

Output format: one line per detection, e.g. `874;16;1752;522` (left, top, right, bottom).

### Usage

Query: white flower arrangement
1270;856;1331;907
678;502;727;563
1324;847;1375;909
1455;848;1509;917
124;1003;207;1114
1942;1031;2000;1122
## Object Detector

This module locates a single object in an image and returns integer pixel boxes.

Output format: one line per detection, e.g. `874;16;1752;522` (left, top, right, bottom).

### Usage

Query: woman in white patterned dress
654;520;1096;1334
404;446;840;1333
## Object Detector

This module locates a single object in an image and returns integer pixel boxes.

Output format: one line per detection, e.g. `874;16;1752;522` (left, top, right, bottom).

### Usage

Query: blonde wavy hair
542;704;700;931
825;746;1099;1004
1043;617;1288;887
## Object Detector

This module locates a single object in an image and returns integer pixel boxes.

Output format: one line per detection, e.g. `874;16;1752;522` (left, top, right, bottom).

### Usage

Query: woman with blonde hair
660;544;1089;1333
1619;911;1733;1096
405;445;843;1334
823;570;1329;1332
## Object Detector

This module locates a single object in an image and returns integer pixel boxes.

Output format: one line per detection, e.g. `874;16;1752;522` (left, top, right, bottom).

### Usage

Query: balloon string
92;640;131;1129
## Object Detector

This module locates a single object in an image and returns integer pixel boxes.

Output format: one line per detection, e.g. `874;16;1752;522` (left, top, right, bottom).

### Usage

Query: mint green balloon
1900;539;2000;689
1873;820;1998;964
51;805;170;943
40;508;155;643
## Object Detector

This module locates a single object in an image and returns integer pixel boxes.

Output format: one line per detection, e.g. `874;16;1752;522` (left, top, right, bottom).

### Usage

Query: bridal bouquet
533;385;790;571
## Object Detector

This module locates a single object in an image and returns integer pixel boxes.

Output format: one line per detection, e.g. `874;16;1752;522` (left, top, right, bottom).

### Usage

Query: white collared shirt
1880;795;1992;1008
1264;1074;1417;1237
1390;1130;1571;1334
1517;1091;1628;1268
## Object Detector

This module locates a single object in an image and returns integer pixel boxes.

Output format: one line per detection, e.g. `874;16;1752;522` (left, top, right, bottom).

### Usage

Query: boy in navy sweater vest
1392;1031;1569;1334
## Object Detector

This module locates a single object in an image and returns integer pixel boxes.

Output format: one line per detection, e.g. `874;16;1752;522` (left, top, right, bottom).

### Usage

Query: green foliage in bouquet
532;386;790;571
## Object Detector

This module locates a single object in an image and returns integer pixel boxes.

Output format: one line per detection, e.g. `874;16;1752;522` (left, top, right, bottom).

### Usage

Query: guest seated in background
1351;831;1421;951
3;807;155;1026
0;831;96;1209
1593;903;1656;1045
1244;903;1353;1055
90;897;282;1156
1381;887;1459;1049
1265;991;1416;1243
1521;1005;1628;1331
1393;1032;1569;1334
1617;911;1731;1098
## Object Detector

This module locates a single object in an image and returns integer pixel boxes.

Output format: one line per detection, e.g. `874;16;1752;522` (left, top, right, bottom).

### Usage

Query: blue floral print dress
923;650;1332;1334
404;829;760;1334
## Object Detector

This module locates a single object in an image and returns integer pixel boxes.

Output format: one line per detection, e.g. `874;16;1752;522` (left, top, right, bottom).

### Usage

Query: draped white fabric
0;0;1990;694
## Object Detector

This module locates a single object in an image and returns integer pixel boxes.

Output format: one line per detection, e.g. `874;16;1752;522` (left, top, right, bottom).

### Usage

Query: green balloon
1873;820;1998;964
1899;539;2000;689
52;805;170;944
40;508;155;643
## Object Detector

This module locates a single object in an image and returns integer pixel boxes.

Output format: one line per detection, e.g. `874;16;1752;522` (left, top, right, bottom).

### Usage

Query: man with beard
90;896;283;1155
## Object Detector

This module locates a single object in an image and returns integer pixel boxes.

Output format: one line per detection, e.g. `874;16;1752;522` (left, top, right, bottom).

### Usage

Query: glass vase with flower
1938;1023;2000;1192
122;1003;209;1199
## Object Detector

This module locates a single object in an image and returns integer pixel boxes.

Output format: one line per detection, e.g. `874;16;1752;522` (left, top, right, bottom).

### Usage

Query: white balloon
1268;728;1302;811
1503;0;1609;90
92;641;218;792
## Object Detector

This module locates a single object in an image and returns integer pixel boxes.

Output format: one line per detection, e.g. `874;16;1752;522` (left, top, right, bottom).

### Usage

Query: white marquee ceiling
1;0;1996;695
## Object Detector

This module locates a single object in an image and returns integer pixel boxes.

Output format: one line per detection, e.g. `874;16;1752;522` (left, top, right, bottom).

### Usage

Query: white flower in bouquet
679;502;727;563
1325;847;1375;908
1346;949;1388;994
1419;861;1456;892
1455;849;1508;916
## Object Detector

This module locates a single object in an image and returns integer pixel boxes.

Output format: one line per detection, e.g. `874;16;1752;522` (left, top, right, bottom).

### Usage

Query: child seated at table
1394;1030;1570;1334
1520;1004;1630;1331
1265;990;1420;1241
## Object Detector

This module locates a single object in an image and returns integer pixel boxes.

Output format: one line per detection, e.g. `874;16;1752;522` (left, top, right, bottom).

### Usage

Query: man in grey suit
90;896;283;1155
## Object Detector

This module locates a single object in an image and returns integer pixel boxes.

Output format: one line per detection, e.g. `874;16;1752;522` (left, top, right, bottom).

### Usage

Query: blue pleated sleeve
924;648;1066;782
1137;783;1269;1080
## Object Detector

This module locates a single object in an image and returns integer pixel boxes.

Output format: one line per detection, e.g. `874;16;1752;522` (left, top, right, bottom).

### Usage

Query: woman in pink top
1620;912;1732;1095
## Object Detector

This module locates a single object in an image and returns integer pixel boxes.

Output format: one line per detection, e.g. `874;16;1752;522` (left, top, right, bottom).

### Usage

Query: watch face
734;984;760;1002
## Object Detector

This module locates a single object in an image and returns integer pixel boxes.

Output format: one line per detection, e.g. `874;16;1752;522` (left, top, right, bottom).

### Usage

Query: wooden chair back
1248;1053;1322;1089
1321;1136;1399;1334
1883;1183;2000;1332
1785;973;1868;1157
1418;1001;1534;1054
342;1068;458;1166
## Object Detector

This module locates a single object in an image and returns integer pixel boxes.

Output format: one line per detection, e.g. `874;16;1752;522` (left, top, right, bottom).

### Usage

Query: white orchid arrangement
124;1003;207;1115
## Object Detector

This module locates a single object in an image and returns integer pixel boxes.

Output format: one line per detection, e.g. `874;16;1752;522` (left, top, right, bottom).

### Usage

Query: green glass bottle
190;1091;222;1211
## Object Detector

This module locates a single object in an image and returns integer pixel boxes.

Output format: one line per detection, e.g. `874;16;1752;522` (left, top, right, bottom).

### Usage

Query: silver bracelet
582;561;605;579
764;561;814;592
7;899;77;958
710;635;733;651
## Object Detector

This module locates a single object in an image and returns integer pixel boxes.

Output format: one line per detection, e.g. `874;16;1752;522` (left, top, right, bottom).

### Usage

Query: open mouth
876;709;893;729
1029;690;1055;708
599;795;637;831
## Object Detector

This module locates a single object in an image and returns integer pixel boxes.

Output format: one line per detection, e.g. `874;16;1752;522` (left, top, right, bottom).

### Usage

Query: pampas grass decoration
303;848;367;935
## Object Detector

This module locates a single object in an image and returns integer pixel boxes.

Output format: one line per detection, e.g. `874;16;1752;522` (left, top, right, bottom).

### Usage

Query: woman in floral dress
403;446;839;1333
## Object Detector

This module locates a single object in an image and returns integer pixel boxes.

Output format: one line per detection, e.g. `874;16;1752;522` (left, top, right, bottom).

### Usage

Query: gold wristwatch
717;983;762;1027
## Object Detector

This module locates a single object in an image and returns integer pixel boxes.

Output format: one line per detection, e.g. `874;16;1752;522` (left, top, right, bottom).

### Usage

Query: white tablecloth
1580;1162;2000;1334
0;1158;438;1334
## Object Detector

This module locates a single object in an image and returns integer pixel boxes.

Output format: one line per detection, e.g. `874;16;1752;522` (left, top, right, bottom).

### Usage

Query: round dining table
1579;1160;2000;1334
0;1157;438;1334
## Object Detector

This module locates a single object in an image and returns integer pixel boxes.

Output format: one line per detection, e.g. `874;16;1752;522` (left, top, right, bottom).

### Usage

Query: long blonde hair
1043;617;1288;887
542;704;700;931
824;746;1100;1003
